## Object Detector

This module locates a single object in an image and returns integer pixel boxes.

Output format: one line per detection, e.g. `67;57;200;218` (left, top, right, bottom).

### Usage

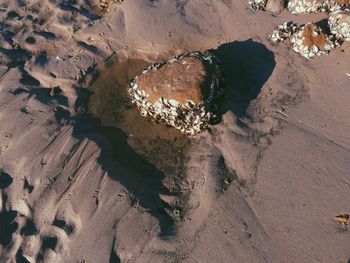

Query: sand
0;0;349;262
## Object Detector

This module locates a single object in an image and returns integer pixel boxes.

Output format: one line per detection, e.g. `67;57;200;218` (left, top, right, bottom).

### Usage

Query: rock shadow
13;86;68;107
61;42;274;236
71;103;181;237
58;2;102;20
0;171;13;189
213;39;276;118
70;57;190;237
0;210;18;247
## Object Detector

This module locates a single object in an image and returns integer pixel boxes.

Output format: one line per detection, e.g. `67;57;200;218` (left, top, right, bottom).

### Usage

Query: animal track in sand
0;175;81;263
1;0;127;85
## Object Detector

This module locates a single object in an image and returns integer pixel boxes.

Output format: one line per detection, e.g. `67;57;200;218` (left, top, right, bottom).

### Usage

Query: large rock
135;56;208;105
128;52;223;135
266;0;285;14
290;23;334;58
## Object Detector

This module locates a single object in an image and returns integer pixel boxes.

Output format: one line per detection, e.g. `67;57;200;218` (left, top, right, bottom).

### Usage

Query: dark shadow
62;57;186;237
7;10;21;20
77;41;99;55
0;210;18;247
0;171;13;189
52;219;74;235
23;177;34;193
20;219;39;236
2;31;16;46
54;106;71;122
41;236;58;250
212;39;275;118
33;30;56;40
16;248;31;263
71;112;178;237
18;64;41;86
35;52;48;66
58;3;102;20
0;47;31;64
109;239;121;263
315;19;331;35
13;86;68;107
25;36;36;45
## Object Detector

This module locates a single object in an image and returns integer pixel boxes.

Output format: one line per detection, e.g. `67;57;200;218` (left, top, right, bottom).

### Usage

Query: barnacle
128;52;223;135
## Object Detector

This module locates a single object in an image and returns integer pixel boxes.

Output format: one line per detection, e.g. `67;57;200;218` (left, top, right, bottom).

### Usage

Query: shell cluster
269;22;299;43
329;9;350;40
290;23;335;58
260;0;350;59
250;0;350;12
128;52;223;135
269;22;340;58
287;0;348;14
268;19;350;59
249;0;268;10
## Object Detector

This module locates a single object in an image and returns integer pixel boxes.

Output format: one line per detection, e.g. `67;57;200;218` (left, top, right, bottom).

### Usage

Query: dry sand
0;0;350;262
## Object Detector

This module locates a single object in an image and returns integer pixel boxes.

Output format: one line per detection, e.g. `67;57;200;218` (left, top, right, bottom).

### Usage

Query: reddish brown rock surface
135;56;214;105
302;23;330;49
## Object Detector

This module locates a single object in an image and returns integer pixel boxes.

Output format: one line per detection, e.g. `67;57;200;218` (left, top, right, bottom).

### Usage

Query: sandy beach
0;0;349;262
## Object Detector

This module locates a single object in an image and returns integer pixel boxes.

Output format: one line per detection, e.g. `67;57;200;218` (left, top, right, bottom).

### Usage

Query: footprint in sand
0;175;81;263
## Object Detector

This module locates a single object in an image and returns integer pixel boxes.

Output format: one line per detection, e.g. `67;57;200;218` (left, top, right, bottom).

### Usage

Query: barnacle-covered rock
290;23;335;58
329;9;350;41
128;52;223;135
287;0;349;14
266;0;286;14
269;22;343;58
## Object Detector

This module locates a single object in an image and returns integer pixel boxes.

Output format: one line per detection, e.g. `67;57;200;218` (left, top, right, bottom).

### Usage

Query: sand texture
0;0;350;262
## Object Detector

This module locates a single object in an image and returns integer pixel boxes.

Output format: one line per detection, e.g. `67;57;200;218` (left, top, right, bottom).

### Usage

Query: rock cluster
329;9;350;40
269;22;339;58
269;22;299;43
287;0;349;14
251;0;350;58
266;0;350;59
250;0;349;13
249;0;286;13
128;52;223;135
290;23;335;58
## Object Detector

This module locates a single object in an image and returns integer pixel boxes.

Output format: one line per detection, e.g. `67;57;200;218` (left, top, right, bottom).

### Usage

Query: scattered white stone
287;0;349;14
249;0;268;11
329;9;350;41
268;22;299;43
